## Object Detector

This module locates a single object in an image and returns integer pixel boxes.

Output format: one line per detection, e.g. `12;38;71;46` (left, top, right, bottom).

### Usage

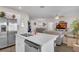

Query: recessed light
18;6;22;10
40;6;45;8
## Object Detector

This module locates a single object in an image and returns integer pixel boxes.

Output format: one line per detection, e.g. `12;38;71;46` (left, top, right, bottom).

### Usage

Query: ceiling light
18;6;22;10
55;15;60;19
40;6;45;8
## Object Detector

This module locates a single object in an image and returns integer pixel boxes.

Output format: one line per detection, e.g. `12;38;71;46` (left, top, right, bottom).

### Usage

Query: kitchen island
16;33;59;52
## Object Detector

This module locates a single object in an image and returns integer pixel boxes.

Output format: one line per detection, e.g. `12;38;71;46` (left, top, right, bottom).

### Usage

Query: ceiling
5;6;79;19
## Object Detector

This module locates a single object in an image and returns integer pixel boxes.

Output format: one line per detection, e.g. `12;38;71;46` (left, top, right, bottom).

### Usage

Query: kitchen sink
21;33;32;37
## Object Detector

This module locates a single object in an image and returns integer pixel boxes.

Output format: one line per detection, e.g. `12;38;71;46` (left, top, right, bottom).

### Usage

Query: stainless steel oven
24;39;41;52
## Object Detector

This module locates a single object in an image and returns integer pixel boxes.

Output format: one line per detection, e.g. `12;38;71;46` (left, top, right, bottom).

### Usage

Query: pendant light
40;6;45;8
55;14;60;19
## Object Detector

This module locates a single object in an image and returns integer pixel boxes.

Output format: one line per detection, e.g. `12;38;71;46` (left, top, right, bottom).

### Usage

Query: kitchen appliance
0;17;17;49
0;18;7;48
0;32;7;48
0;17;7;30
25;39;41;52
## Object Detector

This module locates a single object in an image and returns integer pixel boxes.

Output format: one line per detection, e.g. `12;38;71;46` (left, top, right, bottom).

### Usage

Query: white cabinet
16;33;58;52
16;34;25;52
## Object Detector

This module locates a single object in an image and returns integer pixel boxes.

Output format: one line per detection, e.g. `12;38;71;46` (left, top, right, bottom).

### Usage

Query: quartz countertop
17;33;59;45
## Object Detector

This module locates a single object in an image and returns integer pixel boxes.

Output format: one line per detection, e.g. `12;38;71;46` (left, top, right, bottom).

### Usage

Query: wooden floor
55;44;74;52
0;45;15;52
0;44;73;52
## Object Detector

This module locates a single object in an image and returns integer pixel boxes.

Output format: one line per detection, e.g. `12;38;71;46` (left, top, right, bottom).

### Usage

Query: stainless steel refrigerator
0;17;17;49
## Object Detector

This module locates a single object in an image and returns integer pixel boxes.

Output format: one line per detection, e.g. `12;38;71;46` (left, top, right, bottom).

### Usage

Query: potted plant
0;11;5;17
71;19;79;44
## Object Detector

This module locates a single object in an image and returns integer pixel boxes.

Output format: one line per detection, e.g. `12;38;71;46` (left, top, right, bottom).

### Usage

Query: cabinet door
16;35;25;52
7;32;15;46
0;36;7;48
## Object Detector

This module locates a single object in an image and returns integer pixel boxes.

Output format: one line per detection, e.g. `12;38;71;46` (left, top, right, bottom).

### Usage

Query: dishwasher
24;39;41;52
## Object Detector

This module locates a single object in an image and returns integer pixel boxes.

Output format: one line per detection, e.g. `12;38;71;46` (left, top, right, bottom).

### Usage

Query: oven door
24;39;41;52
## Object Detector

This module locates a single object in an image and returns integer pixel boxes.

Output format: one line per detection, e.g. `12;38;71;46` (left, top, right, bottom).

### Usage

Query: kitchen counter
16;33;59;52
22;33;58;45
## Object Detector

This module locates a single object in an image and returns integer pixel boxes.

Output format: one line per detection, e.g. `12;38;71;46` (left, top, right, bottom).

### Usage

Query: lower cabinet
16;34;25;52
